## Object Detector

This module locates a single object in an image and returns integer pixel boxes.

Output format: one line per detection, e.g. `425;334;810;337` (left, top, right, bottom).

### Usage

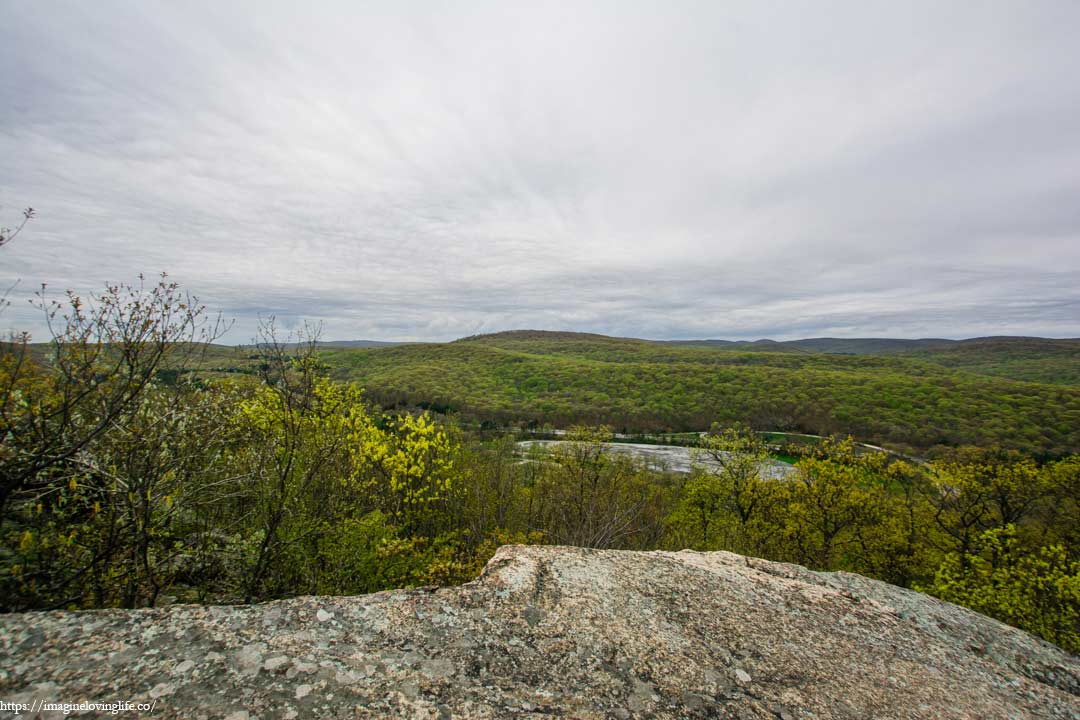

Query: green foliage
232;369;370;600
662;434;1080;650
901;337;1080;386
925;526;1080;653
306;331;1080;458
304;511;475;595
0;276;223;518
0;277;230;609
1043;457;1080;551
775;439;894;568
528;426;670;549
0;309;478;609
667;424;777;553
926;449;1050;557
353;412;460;536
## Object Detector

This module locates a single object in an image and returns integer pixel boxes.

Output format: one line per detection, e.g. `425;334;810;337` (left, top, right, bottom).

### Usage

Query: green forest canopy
290;331;1080;458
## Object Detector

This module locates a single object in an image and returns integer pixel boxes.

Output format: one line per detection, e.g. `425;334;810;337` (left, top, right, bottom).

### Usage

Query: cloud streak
2;0;1078;342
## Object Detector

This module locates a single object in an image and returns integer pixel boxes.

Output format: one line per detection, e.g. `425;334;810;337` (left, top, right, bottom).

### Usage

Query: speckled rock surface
1;545;1078;719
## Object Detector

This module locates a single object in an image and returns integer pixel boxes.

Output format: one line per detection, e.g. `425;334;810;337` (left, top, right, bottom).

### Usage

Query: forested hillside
666;336;1080;385
315;331;1080;458
900;337;1080;385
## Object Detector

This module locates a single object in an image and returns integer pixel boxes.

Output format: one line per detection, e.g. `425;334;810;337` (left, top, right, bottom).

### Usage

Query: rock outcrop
1;545;1078;719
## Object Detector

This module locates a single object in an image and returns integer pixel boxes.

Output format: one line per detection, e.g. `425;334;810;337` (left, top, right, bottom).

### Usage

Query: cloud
1;0;1078;342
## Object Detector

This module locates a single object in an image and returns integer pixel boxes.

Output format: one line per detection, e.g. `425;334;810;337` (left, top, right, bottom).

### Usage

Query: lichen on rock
1;545;1078;718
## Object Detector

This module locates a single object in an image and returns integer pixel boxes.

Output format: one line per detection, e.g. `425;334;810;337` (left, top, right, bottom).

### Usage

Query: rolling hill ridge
309;331;1080;457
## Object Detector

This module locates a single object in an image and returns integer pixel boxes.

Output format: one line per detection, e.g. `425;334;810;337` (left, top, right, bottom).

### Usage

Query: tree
0;207;34;249
458;434;528;543
694;423;777;553
0;275;225;520
0;207;34;314
230;322;371;601
1042;457;1080;555
925;449;1049;558
925;525;1080;654
353;411;461;537
9;381;241;609
667;468;726;550
530;426;664;549
0;275;228;609
778;438;891;569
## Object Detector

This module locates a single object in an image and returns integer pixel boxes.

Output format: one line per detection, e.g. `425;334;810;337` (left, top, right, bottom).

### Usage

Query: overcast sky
2;1;1078;342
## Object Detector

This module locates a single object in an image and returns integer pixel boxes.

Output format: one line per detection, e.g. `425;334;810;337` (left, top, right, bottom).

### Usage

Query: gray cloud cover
2;0;1078;341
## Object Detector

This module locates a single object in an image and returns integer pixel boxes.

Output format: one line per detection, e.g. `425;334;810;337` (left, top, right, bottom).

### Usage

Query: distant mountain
662;337;954;354
660;336;1080;356
452;332;1080;369
662;338;738;347
442;331;1080;385
658;335;1080;384
456;330;641;344
313;328;1080;455
782;338;955;354
316;340;418;348
456;331;941;354
664;338;806;353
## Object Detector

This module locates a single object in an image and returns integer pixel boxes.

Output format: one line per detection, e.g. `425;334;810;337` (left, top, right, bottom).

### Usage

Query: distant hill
663;334;1079;353
317;329;1080;457
787;337;955;354
659;335;1080;384
900;336;1080;385
664;337;954;354
162;329;1080;454
456;329;647;346
457;331;946;355
231;340;415;350
664;338;803;352
316;340;417;348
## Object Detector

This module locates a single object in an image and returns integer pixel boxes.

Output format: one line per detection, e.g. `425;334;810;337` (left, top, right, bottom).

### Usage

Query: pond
517;440;795;479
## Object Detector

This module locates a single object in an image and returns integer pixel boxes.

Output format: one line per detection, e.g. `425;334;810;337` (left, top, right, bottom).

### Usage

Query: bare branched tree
0;207;34;249
0;274;227;520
